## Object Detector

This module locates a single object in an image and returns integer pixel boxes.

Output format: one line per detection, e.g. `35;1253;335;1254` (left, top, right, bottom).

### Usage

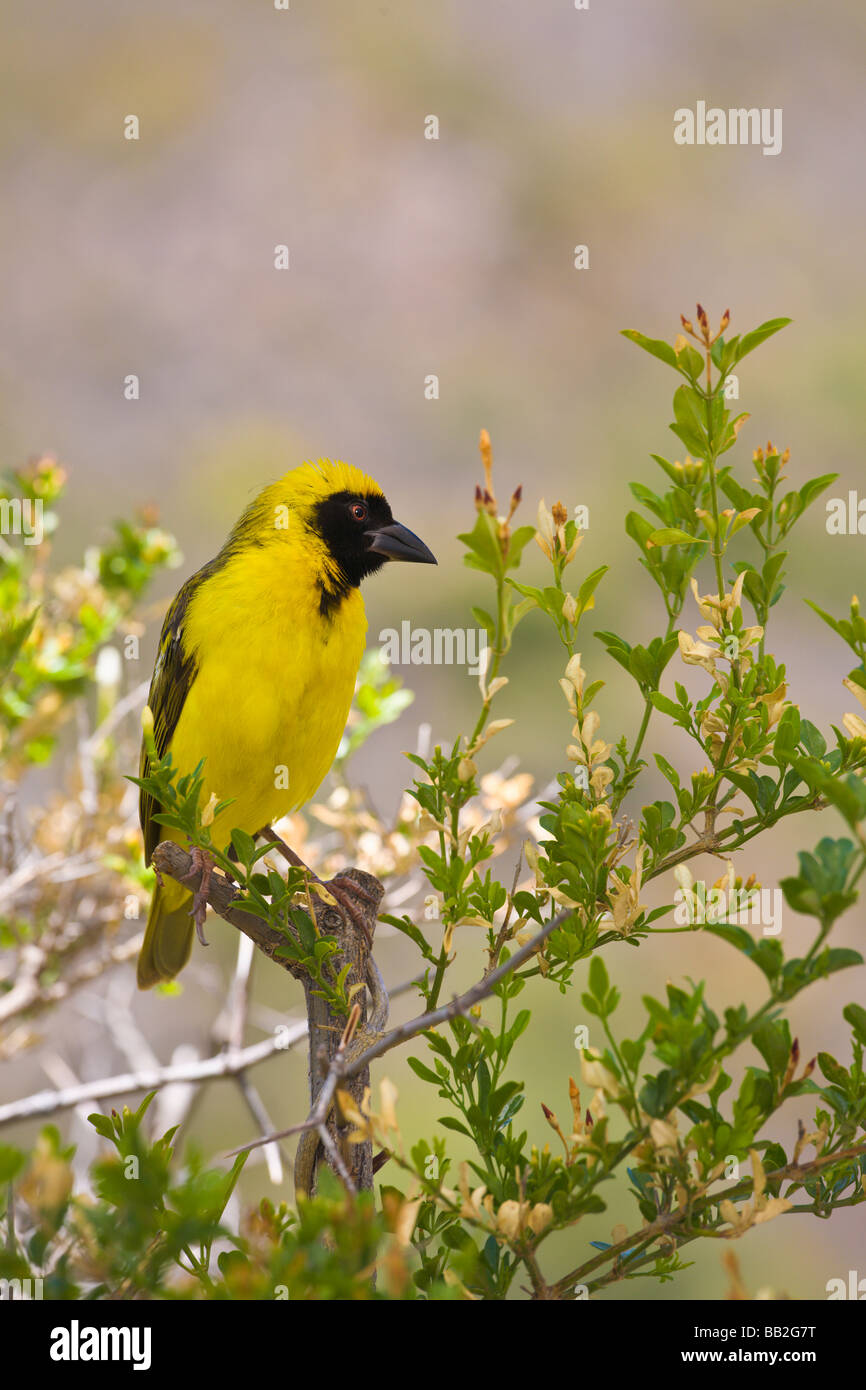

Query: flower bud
527;1203;553;1235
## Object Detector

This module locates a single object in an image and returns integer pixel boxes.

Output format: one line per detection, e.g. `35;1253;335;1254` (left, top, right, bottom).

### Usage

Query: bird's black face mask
314;490;437;593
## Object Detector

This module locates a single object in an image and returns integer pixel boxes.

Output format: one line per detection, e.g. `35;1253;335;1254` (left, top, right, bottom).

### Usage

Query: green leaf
230;828;257;866
670;384;708;456
621;329;679;370
647;528;705;547
773;705;801;764
799;719;827;758
817;1052;848;1088
711;334;740;376
804;599;849;644
588;954;609;1002
672;383;706;434
0;608;39;681
495;1094;525;1130
752;1019;791;1079
843;1003;866;1046
650;692;684;719
509;1009;531;1045
576;565;609;616
88;1113;117;1142
705;924;782;983
734;317;792;362
653;753;680;788
438;1116;473;1137
820;948;863;976
720;474;759;512
506;524;538;571
677;344;705;382
0;1145;25;1184
407;1057;443;1087
650;454;683;484
798;473;839;510
625;510;657;554
290;906;317;954
489;1081;522;1117
506;579;547;610
471;606;496;639
458;512;503;577
790;757;866;829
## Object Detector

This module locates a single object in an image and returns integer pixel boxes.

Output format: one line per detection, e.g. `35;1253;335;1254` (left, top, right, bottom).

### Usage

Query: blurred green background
2;0;865;1298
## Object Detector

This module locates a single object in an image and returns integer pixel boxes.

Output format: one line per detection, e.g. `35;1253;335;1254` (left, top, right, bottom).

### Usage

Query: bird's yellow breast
167;543;366;848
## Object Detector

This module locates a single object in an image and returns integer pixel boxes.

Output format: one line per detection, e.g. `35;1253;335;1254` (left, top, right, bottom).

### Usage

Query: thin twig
0;1025;308;1128
0;934;142;1033
342;906;571;1079
236;1074;287;1185
551;1141;866;1297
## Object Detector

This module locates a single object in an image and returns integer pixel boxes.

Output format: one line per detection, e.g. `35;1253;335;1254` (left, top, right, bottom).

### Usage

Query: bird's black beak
365;521;437;565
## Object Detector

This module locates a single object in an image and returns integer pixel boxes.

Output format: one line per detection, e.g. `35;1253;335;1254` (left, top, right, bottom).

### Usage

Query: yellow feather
137;460;385;988
175;546;366;832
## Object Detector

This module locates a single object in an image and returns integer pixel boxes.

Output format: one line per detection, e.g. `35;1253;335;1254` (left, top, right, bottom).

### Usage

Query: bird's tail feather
137;879;194;989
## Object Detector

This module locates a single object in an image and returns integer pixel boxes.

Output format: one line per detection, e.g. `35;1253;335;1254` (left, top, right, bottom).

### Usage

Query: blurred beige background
2;0;865;1298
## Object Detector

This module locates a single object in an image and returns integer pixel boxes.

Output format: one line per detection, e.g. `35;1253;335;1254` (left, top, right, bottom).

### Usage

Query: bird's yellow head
230;459;436;609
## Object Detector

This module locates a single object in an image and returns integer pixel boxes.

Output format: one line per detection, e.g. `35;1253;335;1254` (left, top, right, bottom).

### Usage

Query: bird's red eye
351;502;368;523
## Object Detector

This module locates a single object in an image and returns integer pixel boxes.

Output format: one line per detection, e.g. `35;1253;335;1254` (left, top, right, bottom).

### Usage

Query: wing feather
139;556;224;863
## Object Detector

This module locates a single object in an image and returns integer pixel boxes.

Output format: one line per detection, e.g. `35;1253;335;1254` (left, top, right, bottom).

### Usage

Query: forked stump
297;868;384;1198
149;842;385;1199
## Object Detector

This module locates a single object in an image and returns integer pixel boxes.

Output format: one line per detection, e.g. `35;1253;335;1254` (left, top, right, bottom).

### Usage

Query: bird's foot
257;826;376;947
182;844;215;946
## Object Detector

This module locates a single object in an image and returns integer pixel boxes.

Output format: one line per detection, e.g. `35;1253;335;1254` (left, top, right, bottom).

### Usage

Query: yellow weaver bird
137;459;436;989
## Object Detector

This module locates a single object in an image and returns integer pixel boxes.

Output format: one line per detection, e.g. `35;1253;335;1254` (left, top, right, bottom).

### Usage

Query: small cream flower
581;1049;623;1098
527;1203;553;1235
677;629;724;685
843;711;866;740
690;572;746;631
606;844;647;936
535;500;556;559
496;1199;529;1240
842;677;866;740
560;654;588;715
757;682;788;727
649;1118;679;1156
719;1150;792;1234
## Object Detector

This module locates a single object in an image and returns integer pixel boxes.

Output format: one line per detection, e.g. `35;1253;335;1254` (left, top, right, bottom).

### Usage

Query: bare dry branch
0;1023;307;1128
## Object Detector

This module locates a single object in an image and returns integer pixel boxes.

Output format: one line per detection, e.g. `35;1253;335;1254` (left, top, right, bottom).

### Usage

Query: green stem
601;1015;640;1125
468;572;508;752
620;699;652;787
702;356;727;603
611;612;678;814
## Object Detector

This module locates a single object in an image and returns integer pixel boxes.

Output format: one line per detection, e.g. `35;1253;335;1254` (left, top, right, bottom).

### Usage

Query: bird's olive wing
139;567;207;864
